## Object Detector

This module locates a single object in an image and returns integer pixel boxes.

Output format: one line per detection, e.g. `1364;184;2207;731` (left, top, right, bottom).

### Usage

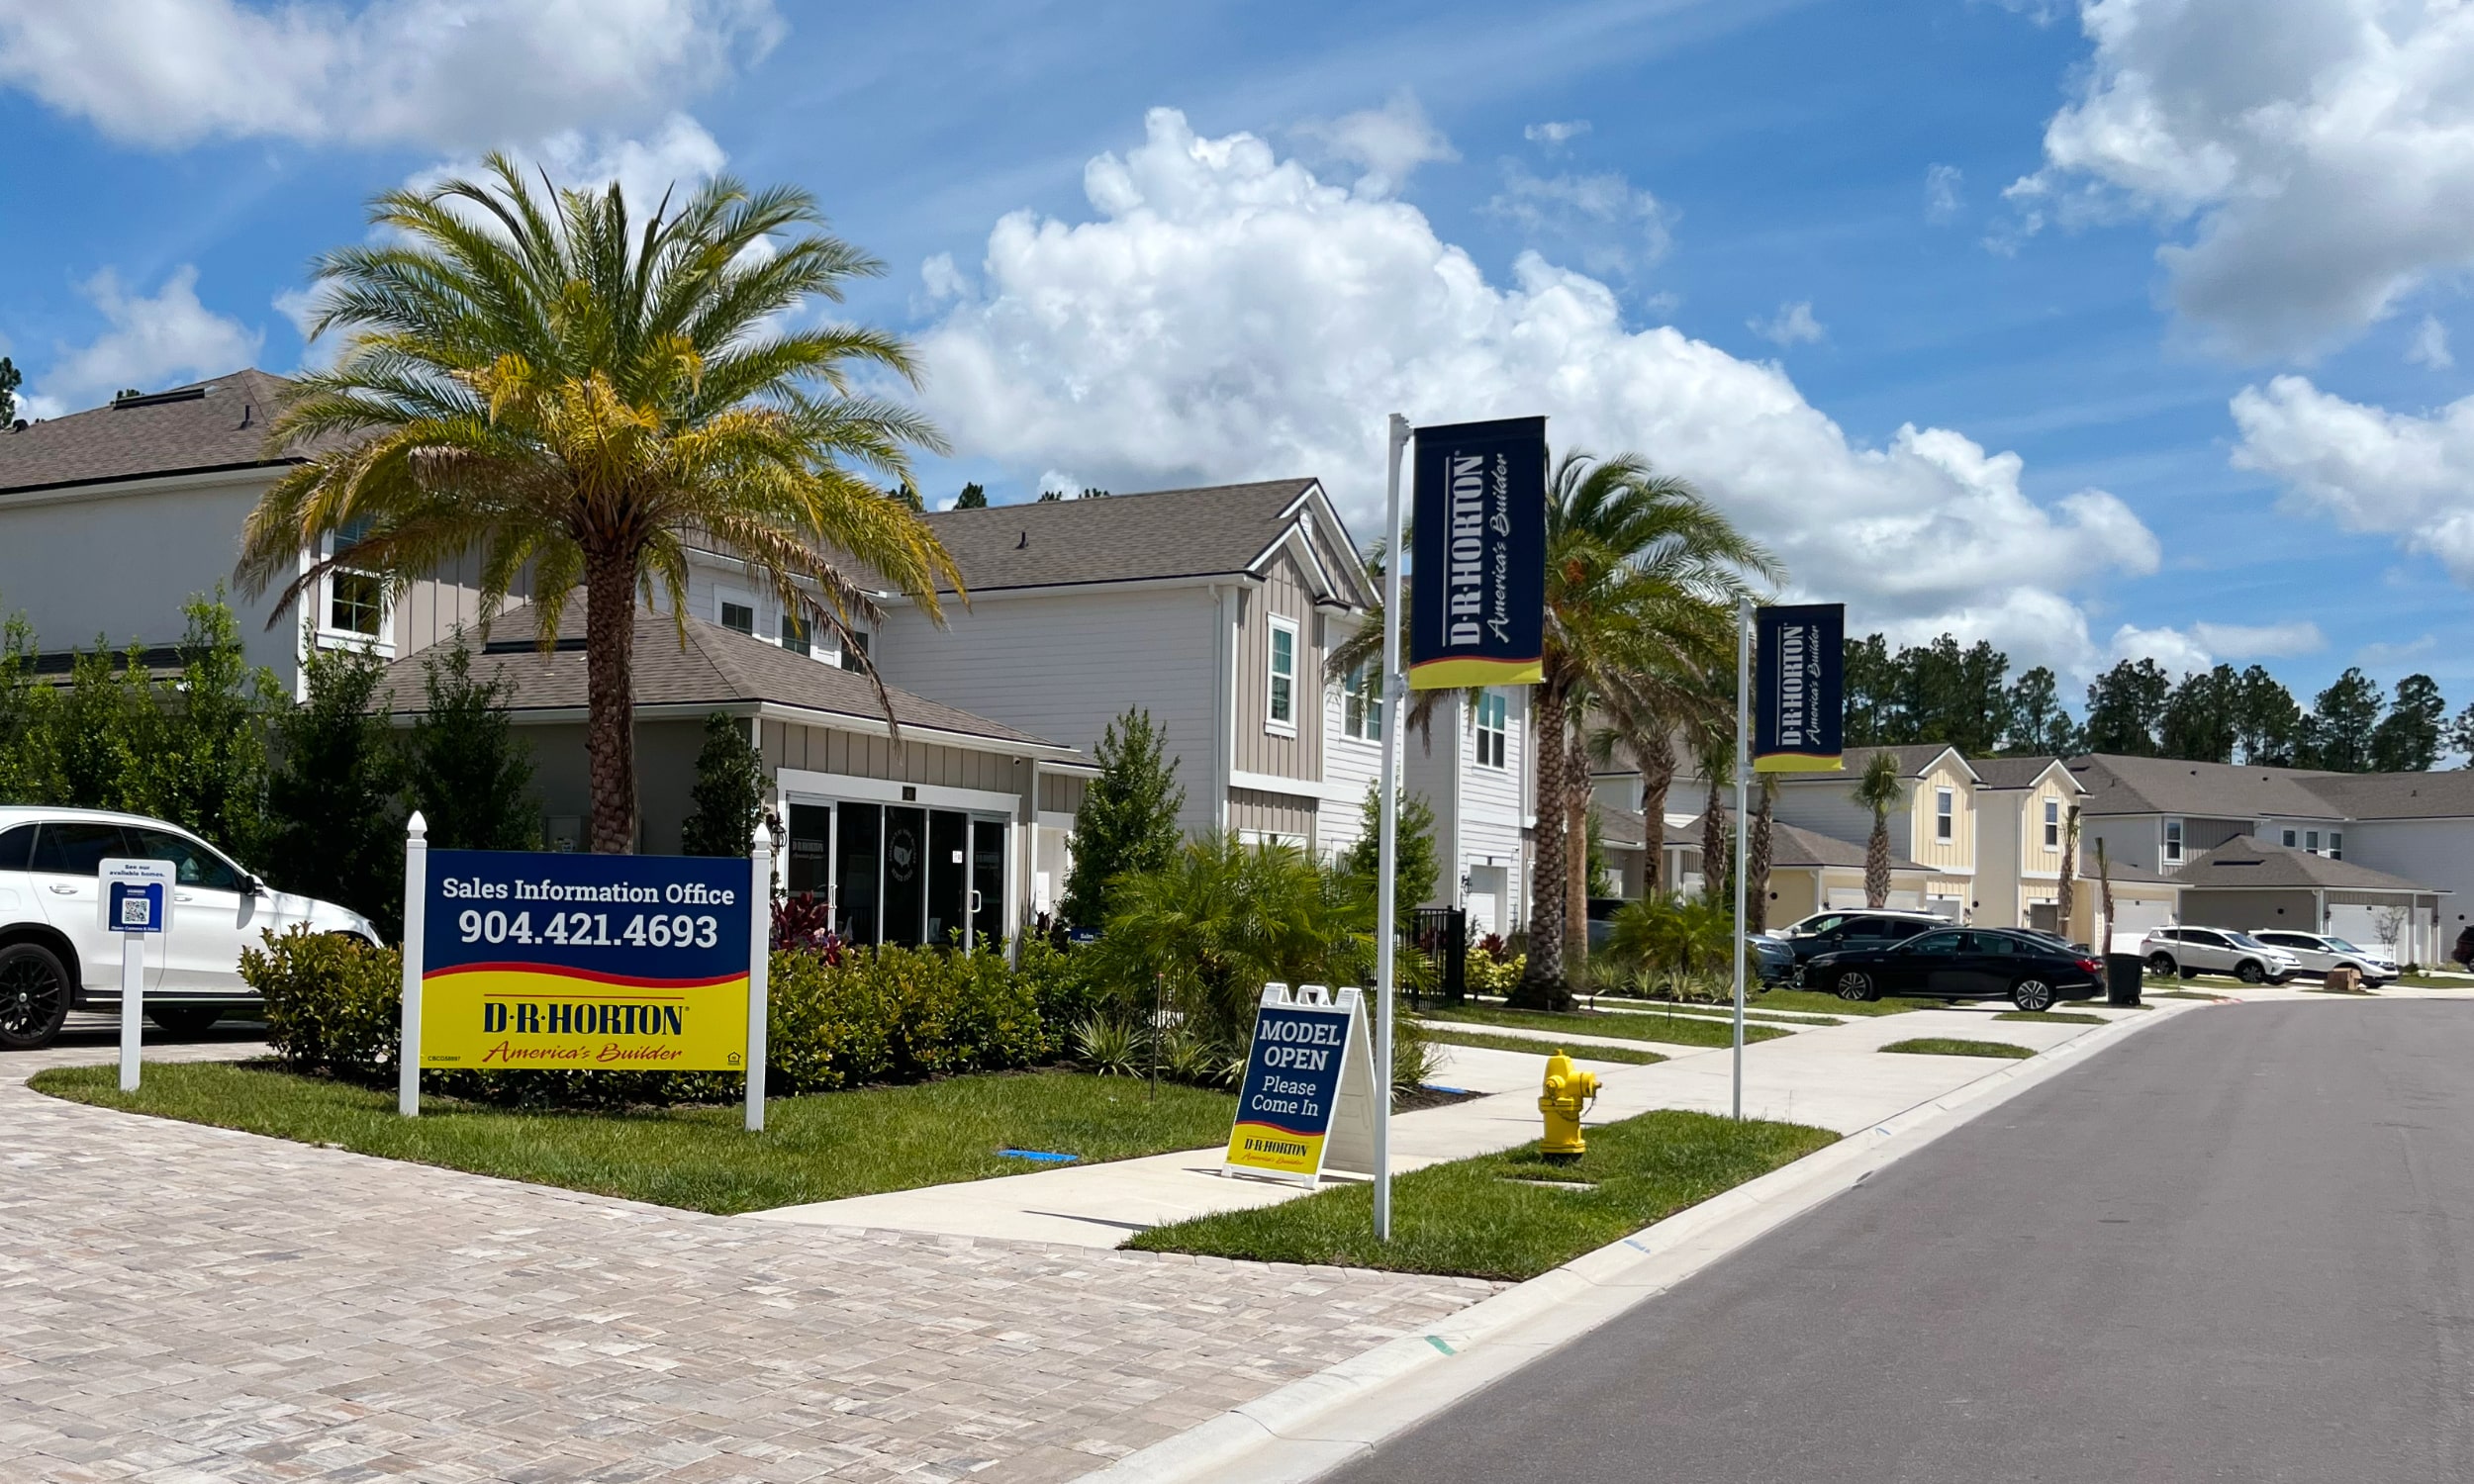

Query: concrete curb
1073;997;2203;1484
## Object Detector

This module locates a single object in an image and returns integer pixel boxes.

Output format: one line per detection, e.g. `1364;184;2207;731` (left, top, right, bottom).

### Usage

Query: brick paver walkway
0;1037;1494;1483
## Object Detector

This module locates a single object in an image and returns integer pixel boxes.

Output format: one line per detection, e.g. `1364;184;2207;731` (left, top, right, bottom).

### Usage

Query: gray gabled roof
374;602;1077;757
1844;743;1979;782
2067;754;2347;821
0;369;341;496
1674;812;1927;873
2175;836;2437;894
2296;771;2474;821
917;479;1371;604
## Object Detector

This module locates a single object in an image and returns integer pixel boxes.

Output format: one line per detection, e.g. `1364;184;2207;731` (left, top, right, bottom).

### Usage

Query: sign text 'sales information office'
420;850;753;1070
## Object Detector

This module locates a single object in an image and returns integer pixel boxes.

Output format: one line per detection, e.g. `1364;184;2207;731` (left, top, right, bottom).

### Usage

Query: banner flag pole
399;811;428;1118
1374;412;1410;1243
1734;597;1751;1122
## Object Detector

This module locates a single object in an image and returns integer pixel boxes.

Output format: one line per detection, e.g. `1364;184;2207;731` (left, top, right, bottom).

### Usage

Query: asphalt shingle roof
2174;836;2435;893
2067;754;2348;821
918;480;1369;602
1845;743;1975;781
2293;770;2474;821
1970;755;2080;791
1674;811;1927;872
375;603;1074;755
0;369;340;495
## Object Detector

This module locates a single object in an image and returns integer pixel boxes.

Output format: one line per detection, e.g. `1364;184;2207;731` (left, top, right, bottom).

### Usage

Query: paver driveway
0;1038;1492;1483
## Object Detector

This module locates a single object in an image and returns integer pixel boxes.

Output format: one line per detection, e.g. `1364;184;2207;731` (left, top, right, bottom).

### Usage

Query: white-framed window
1266;614;1298;735
2281;827;2297;848
780;611;809;657
1936;788;1954;842
716;590;756;636
320;517;387;644
1475;691;1508;769
2330;831;2343;860
2306;829;2320;853
2164;818;2184;863
1341;661;1382;742
2043;798;2059;849
840;629;871;672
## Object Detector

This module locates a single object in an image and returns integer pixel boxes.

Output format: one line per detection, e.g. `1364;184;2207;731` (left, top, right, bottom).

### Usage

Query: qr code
122;894;150;927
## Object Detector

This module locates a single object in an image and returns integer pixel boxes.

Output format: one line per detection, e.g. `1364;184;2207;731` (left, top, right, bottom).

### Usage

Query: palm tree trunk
1513;683;1571;1010
1639;748;1674;897
2056;806;2078;936
1865;814;1890;908
1565;734;1589;980
1748;781;1774;933
1700;778;1727;904
585;546;639;854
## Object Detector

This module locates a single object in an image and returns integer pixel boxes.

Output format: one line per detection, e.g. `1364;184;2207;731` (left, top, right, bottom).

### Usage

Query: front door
881;806;927;945
971;819;1006;948
786;803;830;899
926;810;969;947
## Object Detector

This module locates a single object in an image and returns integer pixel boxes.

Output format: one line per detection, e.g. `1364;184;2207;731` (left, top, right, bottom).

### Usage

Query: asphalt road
1332;1000;2474;1484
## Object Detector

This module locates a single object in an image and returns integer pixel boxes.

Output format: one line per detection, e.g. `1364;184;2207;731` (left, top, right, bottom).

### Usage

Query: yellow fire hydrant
1539;1050;1599;1162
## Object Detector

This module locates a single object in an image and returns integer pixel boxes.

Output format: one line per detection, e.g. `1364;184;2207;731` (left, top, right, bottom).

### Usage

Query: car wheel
2235;960;2266;984
148;1005;223;1036
2179;968;2200;980
2012;977;2056;1013
0;942;71;1051
2146;952;2176;976
1835;971;1878;1002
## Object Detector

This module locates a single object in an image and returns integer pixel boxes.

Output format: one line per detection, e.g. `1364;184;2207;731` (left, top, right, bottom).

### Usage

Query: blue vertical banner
1753;603;1846;773
1409;417;1547;690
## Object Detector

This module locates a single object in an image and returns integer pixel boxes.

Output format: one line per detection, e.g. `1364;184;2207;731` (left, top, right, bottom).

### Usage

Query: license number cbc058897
455;908;720;950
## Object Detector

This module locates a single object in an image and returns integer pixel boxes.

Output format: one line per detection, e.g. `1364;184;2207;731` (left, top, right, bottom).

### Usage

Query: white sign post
745;836;772;1133
98;858;175;1092
400;812;428;1118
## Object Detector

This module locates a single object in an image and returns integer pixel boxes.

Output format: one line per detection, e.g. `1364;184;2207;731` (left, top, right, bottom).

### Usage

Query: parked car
1774;908;1950;978
1750;933;1795;986
2246;930;2397;985
2139;926;2303;985
0;808;380;1050
1806;927;2104;1011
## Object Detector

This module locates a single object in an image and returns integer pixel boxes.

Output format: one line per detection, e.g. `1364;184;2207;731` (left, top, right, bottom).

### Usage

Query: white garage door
2326;904;2396;957
2107;897;2175;953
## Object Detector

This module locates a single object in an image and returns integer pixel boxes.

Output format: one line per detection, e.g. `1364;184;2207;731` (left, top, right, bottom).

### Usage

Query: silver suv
2140;926;2303;985
2248;930;2398;985
0;808;380;1050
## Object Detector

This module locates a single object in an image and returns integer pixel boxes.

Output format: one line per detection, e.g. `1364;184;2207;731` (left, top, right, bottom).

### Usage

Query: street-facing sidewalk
0;1037;1491;1484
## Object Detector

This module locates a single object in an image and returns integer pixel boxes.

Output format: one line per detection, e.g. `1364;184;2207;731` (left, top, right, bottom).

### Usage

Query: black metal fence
1403;906;1468;1007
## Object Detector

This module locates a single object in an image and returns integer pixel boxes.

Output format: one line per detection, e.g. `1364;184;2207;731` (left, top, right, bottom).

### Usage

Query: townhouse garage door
2108;896;2175;937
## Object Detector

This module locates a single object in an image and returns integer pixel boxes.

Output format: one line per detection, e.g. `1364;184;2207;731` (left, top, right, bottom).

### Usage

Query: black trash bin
2105;953;2145;1007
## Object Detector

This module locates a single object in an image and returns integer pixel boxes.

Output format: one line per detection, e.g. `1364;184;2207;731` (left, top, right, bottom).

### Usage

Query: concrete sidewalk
743;1001;2144;1248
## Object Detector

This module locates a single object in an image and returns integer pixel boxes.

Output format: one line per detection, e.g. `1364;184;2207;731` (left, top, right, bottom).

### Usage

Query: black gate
1404;906;1468;1007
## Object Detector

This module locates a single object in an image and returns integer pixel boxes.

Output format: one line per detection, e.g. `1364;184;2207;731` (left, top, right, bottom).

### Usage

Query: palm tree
1692;720;1734;906
1326;452;1775;1010
238;157;957;853
1747;772;1778;932
2056;801;2080;937
1853;748;1904;907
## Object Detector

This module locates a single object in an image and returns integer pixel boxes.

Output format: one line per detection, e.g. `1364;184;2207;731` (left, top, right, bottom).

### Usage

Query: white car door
29;820;162;995
2254;932;2328;973
125;825;269;995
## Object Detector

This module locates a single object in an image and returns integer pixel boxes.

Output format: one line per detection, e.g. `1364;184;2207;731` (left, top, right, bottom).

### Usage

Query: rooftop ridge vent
112;387;209;409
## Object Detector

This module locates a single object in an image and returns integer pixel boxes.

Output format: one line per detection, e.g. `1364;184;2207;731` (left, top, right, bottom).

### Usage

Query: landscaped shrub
242;927;1054;1106
243;926;403;1077
1466;946;1526;996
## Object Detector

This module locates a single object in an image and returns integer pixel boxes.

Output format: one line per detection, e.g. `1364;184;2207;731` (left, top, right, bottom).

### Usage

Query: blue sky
1;0;2468;710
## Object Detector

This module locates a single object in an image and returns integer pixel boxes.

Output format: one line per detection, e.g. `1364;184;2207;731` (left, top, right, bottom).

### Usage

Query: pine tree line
1843;632;2463;772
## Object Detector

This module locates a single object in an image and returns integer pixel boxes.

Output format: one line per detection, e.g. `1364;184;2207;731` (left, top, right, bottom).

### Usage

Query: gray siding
1232;552;1321;783
1230;787;1317;842
760;719;1018;793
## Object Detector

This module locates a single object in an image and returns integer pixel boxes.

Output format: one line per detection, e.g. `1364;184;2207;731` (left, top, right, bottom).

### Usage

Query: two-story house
1764;744;1980;919
0;371;503;692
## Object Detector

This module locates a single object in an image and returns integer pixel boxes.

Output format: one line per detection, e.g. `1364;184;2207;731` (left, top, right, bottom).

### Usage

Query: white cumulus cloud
0;0;780;149
1485;159;1672;278
917;107;2159;671
2110;623;2215;677
2409;315;2455;370
1750;300;1826;346
2107;617;2326;675
1293;91;1457;200
31;266;262;414
2007;0;2474;358
2232;373;2474;585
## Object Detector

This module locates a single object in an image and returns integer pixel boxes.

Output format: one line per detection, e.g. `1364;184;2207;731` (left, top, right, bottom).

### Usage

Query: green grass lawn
1422;1003;1791;1049
1418;1027;1669;1067
1879;1037;2035;1060
30;1062;1237;1215
1126;1108;1837;1280
1994;1010;2107;1024
1749;987;1937;1018
1592;1000;1840;1027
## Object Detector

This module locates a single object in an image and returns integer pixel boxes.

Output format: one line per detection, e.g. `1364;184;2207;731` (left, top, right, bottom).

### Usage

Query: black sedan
1804;927;2103;1012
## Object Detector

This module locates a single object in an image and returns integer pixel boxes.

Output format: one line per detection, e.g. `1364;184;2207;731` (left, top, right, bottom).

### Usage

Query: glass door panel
787;803;831;897
927;810;969;949
836;803;882;945
882;805;927;946
971;819;1007;949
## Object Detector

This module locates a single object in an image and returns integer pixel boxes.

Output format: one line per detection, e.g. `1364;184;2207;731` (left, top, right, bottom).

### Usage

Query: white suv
2247;930;2398;986
2141;926;2303;985
0;807;380;1050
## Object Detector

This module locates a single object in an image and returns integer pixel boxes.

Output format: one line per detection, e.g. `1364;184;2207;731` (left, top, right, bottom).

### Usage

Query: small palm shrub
1073;1015;1146;1077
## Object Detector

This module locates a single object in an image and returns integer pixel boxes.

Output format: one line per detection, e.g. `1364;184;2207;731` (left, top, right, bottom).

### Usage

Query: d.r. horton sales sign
420;850;753;1071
